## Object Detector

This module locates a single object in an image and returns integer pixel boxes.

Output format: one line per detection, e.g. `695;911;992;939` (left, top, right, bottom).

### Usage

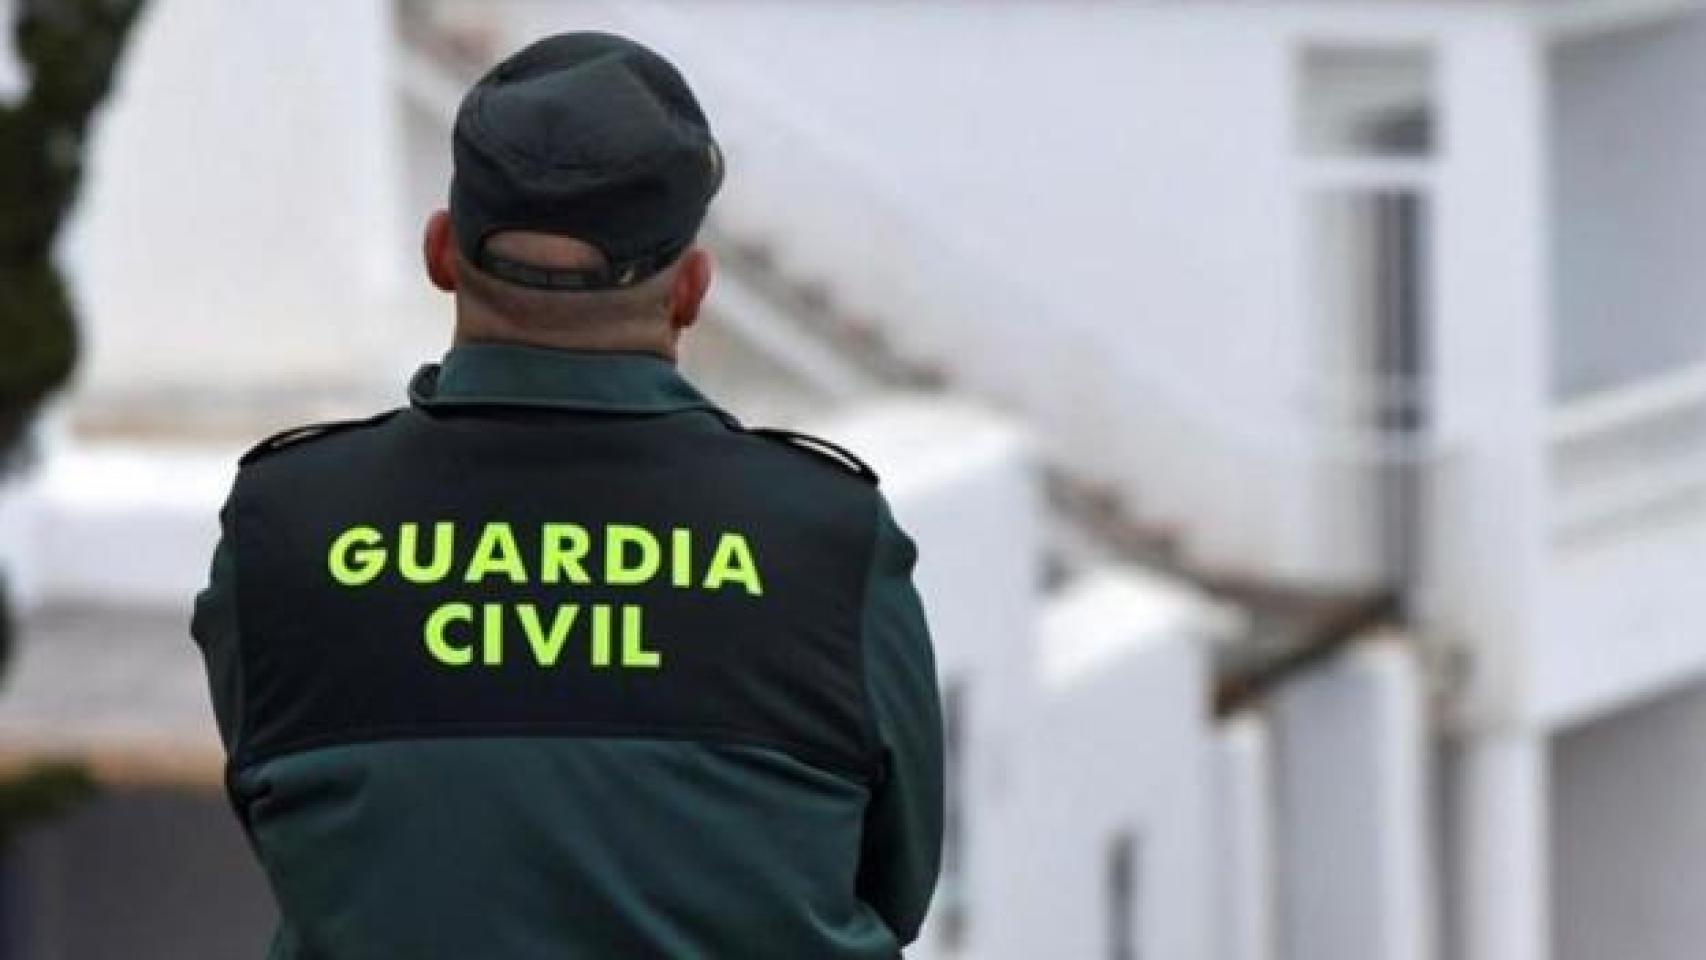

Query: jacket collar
408;342;721;416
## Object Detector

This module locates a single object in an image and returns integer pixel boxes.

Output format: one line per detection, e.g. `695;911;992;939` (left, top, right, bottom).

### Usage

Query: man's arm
190;498;243;753
856;498;945;945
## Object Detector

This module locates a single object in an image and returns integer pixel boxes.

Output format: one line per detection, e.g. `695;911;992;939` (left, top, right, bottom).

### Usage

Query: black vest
225;400;888;787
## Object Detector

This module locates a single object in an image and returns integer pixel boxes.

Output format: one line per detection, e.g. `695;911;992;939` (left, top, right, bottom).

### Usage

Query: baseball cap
450;32;724;291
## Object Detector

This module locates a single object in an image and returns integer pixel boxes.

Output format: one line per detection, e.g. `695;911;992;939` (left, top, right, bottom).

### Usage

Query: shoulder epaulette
749;427;879;485
238;409;401;467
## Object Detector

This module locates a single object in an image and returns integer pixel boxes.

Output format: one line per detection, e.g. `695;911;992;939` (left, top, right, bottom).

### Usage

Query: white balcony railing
1550;357;1706;535
1541;357;1706;725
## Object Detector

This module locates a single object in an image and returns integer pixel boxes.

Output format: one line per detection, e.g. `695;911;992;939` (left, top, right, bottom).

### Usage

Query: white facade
5;1;1706;958
65;0;415;403
1269;639;1435;960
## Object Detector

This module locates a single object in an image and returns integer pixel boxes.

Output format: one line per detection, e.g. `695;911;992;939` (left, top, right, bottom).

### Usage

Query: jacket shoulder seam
747;427;879;485
238;409;402;467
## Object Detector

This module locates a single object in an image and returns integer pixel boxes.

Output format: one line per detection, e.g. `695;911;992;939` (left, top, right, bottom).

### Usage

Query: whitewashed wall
554;0;1311;584
63;0;407;399
1540;471;1706;727
1552;677;1706;960
990;568;1217;960
25;443;236;609
1269;639;1435;960
531;1;1553;602
1550;12;1706;398
0;479;42;611
1215;714;1277;960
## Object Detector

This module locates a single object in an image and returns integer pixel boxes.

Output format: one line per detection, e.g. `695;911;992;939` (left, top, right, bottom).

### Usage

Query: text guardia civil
327;522;764;670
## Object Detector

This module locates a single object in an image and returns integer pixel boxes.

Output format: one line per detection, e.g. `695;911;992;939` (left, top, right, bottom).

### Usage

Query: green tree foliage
0;0;148;830
1;0;148;459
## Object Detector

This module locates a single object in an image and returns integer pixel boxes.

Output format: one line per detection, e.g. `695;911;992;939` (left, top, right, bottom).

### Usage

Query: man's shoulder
234;407;883;499
686;421;887;550
238;408;404;469
726;425;881;488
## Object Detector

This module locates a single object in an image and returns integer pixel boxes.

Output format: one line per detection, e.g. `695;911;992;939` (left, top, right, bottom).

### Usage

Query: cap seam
465;84;714;178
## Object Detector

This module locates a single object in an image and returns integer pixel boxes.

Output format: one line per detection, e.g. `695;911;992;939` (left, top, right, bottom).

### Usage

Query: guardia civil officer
191;32;942;959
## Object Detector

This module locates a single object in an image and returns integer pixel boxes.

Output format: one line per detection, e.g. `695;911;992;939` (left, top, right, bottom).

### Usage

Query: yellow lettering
670;528;692;588
621;605;663;668
704;533;764;596
465;522;528;584
398;522;454;583
328;526;386;587
482;603;504;665
424;602;475;666
541;523;591;585
606;525;661;586
517;604;577;667
590;604;612;667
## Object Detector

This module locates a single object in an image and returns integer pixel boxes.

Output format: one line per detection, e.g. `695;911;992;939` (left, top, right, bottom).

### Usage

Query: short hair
456;231;683;334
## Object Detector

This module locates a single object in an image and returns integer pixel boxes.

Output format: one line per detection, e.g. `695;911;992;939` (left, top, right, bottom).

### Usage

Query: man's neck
451;324;677;362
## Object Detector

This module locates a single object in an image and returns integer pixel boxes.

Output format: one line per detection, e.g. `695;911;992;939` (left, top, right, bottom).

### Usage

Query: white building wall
1531;55;1706;960
532;0;1312;584
1214;714;1277;960
63;0;407;400
1551;677;1706;960
991;568;1216;960
1269;640;1435;960
1536;13;1706;725
1444;729;1551;960
1540;479;1706;727
535;0;1554;599
1422;16;1553;731
1550;12;1706;398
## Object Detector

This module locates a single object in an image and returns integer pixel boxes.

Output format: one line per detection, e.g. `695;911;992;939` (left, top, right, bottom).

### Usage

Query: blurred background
0;0;1703;958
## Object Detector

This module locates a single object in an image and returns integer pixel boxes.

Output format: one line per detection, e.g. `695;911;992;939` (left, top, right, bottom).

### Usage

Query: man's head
424;32;723;358
424;213;711;355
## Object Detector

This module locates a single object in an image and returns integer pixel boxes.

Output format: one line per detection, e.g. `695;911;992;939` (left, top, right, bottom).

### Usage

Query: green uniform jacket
191;344;943;959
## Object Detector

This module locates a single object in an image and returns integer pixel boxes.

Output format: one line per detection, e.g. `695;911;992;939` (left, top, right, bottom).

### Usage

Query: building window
1296;41;1438;605
1106;828;1142;960
1299;44;1437;159
935;679;968;951
1310;191;1432;594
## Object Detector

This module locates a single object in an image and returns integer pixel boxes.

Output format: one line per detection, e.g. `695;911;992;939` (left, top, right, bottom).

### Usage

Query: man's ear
669;247;712;332
424;210;460;293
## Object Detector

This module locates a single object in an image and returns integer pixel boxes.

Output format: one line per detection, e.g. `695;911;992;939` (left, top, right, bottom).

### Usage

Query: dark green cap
450;32;724;291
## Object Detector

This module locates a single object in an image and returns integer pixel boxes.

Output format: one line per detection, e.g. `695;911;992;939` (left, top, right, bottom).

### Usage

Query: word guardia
327;522;765;671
